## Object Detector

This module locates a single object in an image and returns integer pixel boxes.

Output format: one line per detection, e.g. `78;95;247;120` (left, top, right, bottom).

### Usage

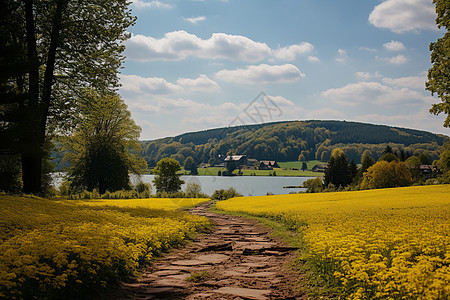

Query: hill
139;120;448;167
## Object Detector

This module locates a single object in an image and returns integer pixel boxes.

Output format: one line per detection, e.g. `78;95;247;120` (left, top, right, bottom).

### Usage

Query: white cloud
336;48;348;63
356;71;382;81
120;75;181;94
183;16;206;24
383;40;406;51
120;74;220;94
356;72;372;81
360;47;378;53
125;31;272;62
382;75;426;89
369;0;437;33
385;54;408;64
273;42;314;61
176;74;221;92
215;64;305;84
321;81;427;106
125;31;315;62
308;56;320;62
132;0;173;9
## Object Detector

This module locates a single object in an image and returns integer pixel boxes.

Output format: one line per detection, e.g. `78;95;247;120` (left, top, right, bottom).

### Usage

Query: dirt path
114;201;306;300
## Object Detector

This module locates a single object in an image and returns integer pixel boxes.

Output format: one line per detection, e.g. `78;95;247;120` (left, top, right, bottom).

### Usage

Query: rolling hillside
139;120;448;167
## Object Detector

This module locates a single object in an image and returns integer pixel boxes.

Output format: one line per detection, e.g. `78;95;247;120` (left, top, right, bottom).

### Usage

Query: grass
185;270;210;282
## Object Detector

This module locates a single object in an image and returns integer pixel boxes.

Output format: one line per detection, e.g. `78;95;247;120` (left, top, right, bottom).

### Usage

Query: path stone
213;287;271;300
108;201;306;299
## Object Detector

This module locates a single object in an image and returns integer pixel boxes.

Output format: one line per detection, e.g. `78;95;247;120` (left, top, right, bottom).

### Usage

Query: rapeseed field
217;185;450;299
73;197;209;210
0;195;209;299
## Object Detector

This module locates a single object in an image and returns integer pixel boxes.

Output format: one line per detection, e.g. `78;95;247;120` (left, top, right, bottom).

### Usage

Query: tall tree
324;148;352;188
153;158;185;194
426;0;450;127
0;0;135;193
64;91;147;194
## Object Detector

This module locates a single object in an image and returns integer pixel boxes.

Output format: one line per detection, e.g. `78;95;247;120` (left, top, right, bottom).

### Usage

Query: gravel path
114;201;306;299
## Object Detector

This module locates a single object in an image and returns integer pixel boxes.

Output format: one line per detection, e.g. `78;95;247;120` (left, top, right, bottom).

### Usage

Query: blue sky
119;0;448;140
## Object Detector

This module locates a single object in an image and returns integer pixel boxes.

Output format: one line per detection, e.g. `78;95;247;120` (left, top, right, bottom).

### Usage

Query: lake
53;173;315;196
133;175;313;196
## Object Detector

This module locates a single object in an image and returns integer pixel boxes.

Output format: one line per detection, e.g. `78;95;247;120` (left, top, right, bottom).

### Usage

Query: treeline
138;121;447;168
303;141;450;193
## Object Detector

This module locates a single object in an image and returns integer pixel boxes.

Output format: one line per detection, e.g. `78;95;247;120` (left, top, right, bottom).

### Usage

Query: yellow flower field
72;197;209;210
0;195;209;299
217;185;450;299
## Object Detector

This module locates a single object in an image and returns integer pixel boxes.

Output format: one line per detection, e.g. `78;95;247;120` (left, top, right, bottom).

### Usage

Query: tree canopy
0;0;135;193
324;148;354;188
153;158;185;194
64;91;147;194
361;161;413;189
426;0;450;127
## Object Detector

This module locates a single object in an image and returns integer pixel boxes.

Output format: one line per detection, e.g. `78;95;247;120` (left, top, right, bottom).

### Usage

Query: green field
176;160;324;177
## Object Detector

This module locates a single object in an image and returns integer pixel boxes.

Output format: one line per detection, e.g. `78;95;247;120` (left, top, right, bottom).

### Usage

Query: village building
243;158;259;170
419;164;435;178
312;163;327;172
259;160;279;170
224;155;247;171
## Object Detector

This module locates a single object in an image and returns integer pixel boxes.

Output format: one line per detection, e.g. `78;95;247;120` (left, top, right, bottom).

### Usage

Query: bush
361;161;412;189
211;187;242;200
303;177;323;193
184;182;209;198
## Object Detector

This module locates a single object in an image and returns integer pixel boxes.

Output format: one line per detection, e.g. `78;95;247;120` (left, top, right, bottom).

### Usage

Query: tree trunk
21;151;42;194
20;0;67;194
22;0;42;194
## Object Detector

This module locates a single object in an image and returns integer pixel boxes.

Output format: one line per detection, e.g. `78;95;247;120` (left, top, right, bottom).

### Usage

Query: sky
118;0;449;140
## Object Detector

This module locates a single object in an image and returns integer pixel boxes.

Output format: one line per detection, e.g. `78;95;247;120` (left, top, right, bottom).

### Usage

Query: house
243;158;259;170
224;155;247;171
259;160;279;170
419;164;435;178
312;164;327;172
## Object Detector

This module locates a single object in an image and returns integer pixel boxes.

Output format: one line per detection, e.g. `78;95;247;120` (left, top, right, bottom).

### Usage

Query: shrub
303;177;323;193
361;161;412;189
211;187;242;200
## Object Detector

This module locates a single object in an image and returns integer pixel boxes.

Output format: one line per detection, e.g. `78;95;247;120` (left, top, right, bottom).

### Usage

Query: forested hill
139;120;448;167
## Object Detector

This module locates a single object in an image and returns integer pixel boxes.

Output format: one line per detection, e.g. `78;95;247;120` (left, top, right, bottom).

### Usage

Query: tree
360;150;375;176
324;148;352;187
437;141;450;173
418;152;432;165
405;156;423;181
426;0;450;127
348;160;358;183
185;182;202;197
378;153;400;163
301;162;308;171
0;0;135;193
64;91;147;194
361;161;412;189
190;163;199;175
153;158;185;193
303;177;323;193
184;156;194;171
